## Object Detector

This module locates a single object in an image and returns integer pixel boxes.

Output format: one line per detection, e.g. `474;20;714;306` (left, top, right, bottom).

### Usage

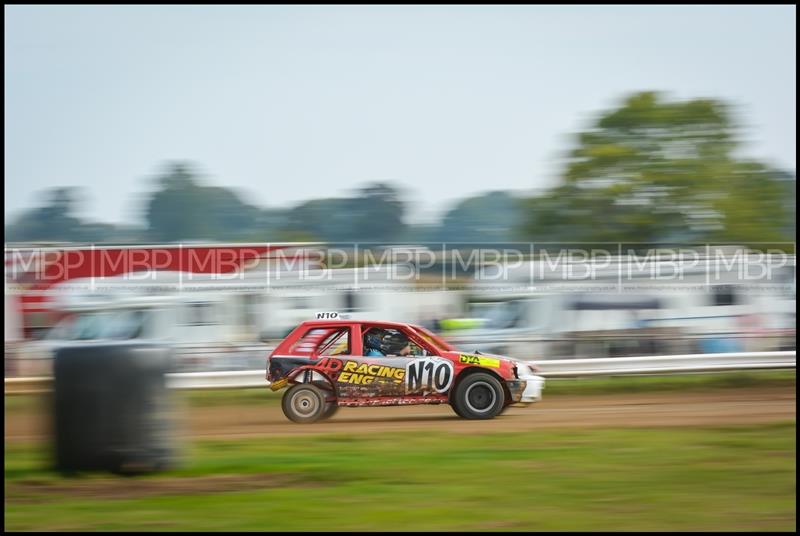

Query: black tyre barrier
52;342;177;476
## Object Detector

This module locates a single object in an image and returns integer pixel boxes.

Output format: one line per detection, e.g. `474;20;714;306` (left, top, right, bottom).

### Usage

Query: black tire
452;372;506;420
281;384;327;424
450;401;466;418
321;402;339;420
312;381;339;420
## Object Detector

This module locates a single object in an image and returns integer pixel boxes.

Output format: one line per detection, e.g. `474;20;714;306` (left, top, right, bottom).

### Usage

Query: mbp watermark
707;246;792;283
623;248;702;281
4;242;794;295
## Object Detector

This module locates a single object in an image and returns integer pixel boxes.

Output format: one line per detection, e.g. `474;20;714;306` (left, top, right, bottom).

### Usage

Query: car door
329;328;409;399
332;325;454;401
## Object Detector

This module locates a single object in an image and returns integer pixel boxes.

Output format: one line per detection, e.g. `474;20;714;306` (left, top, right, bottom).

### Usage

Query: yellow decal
459;354;501;369
338;361;405;385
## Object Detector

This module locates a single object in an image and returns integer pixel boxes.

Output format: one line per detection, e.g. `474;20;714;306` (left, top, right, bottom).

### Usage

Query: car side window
318;329;350;356
290;327;349;357
362;327;430;357
362;328;387;357
406;340;429;357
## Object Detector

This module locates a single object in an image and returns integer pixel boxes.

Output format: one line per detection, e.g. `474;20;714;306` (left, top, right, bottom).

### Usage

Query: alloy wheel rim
465;381;496;413
292;391;319;416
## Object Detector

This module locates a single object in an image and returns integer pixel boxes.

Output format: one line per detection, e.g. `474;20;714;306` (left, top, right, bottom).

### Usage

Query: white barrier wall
6;351;793;393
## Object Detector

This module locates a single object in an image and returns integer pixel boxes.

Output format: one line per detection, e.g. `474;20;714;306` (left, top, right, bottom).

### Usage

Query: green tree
6;187;147;244
287;182;407;242
522;92;791;244
144;162;262;242
434;191;524;243
6;187;87;243
353;183;406;242
288;197;354;242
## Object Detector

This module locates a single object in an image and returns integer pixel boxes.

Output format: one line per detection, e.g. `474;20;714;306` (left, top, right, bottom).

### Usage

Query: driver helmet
380;331;410;355
364;329;387;353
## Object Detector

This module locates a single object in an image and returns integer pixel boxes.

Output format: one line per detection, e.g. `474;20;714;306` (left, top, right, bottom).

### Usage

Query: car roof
297;319;421;330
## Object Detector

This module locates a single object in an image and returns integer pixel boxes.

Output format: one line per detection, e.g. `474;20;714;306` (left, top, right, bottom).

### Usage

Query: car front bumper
506;373;545;404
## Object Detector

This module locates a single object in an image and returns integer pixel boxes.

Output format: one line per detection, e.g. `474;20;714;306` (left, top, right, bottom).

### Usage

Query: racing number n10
406;358;453;394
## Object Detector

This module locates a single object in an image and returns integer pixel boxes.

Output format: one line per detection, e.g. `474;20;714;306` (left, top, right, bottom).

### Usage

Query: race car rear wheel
312;381;338;420
321;402;339;420
452;372;505;420
282;384;327;423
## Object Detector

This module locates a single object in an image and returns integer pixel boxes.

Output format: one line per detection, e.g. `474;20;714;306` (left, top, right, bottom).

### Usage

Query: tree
288;197;354;242
145;163;208;241
6;187;148;244
434;191;524;243
352;183;406;242
6;187;86;243
144;162;262;242
287;182;407;243
521;92;791;245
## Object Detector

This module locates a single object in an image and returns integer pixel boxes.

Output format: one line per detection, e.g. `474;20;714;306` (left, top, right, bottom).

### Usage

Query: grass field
5;422;796;531
5;370;796;531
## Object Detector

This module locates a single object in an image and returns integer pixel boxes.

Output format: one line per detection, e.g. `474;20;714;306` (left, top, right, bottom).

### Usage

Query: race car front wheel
452;372;505;420
282;384;327;423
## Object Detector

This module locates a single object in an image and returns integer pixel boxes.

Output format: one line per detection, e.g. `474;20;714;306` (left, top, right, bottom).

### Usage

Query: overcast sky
4;5;796;226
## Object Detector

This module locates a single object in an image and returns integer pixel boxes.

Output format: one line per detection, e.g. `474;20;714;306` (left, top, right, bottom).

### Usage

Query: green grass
541;369;796;396
5;423;796;531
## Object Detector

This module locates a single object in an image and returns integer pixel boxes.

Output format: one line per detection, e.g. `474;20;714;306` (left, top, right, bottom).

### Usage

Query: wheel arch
287;367;339;400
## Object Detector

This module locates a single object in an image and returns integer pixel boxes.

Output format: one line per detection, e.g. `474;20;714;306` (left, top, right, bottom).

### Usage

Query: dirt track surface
6;386;795;442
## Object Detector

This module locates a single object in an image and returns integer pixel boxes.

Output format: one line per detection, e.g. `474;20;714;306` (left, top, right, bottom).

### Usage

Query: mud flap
270;378;289;391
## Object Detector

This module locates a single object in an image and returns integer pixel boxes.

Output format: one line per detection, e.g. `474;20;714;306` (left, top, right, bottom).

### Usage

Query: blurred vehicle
255;267;461;339
12;293;266;376
443;292;687;359
3;242;307;340
13;299;162;377
444;255;796;359
4;292;24;376
266;319;545;423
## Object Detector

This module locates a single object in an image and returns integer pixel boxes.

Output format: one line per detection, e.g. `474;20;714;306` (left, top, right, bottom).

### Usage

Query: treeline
4;171;527;245
5;91;796;245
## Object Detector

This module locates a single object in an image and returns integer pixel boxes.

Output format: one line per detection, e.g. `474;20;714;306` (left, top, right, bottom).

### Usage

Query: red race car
266;319;545;423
